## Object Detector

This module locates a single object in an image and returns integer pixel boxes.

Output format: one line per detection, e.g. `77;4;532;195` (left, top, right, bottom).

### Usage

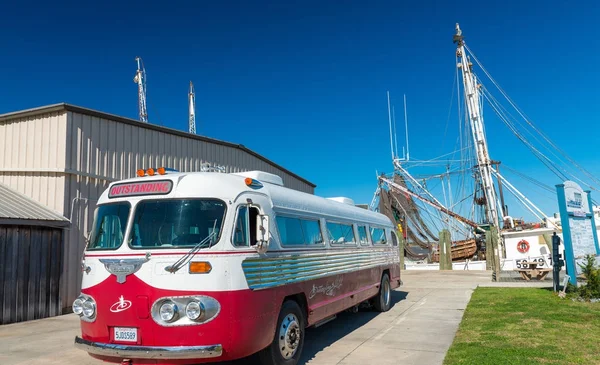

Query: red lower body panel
79;265;400;364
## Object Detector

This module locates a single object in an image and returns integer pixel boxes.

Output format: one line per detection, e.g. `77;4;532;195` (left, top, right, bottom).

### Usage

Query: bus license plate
114;327;137;342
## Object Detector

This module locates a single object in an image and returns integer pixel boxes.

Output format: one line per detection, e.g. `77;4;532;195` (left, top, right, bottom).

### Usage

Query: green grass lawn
444;288;600;365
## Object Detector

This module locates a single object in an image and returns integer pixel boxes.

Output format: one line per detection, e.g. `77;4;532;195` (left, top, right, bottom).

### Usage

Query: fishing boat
370;24;599;274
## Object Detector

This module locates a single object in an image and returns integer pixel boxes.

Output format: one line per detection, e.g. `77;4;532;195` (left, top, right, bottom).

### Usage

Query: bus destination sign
109;180;173;198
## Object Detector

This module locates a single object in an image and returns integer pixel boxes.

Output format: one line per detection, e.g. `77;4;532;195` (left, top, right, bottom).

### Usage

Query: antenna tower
189;81;196;134
133;57;148;123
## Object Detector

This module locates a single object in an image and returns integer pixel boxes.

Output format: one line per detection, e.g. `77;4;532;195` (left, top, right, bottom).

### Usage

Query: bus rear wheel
373;273;391;312
259;300;305;365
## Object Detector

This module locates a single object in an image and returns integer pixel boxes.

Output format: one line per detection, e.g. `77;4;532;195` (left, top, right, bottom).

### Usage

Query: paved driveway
0;271;491;365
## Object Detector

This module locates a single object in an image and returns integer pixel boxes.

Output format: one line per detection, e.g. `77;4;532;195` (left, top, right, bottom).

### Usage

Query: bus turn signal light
189;261;212;274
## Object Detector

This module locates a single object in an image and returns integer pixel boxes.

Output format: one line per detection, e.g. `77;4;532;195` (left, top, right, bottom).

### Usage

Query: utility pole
189;81;196;134
133;57;148;123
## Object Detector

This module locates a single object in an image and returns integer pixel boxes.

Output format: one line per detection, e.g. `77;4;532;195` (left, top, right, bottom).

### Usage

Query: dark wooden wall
0;225;63;324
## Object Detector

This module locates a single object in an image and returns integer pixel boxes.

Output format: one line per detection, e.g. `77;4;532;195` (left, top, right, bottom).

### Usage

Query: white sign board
557;180;600;283
569;218;596;274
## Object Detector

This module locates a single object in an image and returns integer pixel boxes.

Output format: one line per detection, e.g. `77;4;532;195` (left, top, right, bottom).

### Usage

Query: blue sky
1;0;599;222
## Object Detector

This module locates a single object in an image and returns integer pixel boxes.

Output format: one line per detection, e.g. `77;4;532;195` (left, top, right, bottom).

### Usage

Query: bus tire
373;273;391;312
258;300;305;365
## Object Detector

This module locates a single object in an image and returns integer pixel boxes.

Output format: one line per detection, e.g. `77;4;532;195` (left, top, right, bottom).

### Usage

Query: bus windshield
88;203;131;250
128;199;226;249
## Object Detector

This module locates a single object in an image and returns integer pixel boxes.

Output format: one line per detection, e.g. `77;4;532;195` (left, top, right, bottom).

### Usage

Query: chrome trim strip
242;251;390;270
244;257;387;279
242;250;398;290
74;336;222;360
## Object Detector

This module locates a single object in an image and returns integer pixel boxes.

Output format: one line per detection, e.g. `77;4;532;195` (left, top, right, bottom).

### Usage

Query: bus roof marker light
158;167;166;175
136;169;145;177
244;177;263;189
147;168;155;176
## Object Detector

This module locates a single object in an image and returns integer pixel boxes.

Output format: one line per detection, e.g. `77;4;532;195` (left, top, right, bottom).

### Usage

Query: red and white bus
73;168;401;365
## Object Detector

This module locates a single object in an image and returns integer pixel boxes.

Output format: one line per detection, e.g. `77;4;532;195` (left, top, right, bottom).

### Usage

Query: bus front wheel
373;273;392;312
259;300;305;365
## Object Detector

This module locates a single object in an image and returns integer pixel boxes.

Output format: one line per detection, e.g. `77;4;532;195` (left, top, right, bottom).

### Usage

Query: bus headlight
72;297;85;315
73;294;96;322
185;301;204;321
82;299;96;318
159;301;178;322
152;296;220;326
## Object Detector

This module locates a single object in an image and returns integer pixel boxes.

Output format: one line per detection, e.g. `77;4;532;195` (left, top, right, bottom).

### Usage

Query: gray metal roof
0;183;69;226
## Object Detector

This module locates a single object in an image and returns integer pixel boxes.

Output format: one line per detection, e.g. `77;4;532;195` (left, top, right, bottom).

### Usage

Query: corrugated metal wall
0;225;63;324
65;111;312;192
0;112;67;213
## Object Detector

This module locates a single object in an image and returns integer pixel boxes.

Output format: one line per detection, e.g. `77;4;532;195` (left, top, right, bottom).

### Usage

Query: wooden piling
398;231;405;270
485;226;501;280
439;230;452;270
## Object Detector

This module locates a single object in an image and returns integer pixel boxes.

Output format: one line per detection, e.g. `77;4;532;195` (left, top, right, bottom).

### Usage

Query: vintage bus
73;168;401;365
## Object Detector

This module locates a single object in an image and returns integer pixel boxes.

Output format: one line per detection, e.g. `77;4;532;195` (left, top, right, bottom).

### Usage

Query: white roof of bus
101;172;393;227
264;183;392;227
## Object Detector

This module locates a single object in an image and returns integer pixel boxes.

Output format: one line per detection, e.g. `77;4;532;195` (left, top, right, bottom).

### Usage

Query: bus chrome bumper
74;336;223;359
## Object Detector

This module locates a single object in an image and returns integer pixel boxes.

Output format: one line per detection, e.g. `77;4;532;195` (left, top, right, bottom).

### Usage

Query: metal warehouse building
0;183;70;324
0;103;315;319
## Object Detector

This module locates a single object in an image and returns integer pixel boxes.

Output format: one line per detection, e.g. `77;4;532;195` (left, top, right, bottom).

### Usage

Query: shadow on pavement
217;290;407;365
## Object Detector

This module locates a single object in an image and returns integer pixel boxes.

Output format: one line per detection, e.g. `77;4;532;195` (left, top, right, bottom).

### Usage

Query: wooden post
439;230;452;270
486;230;494;270
486;226;501;281
398;231;405;270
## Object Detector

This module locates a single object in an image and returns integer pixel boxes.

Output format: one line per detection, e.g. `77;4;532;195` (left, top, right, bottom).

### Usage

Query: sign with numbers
515;256;551;269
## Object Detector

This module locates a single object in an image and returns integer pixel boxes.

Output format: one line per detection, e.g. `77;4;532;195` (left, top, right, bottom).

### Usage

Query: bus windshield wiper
165;220;219;273
164;232;216;273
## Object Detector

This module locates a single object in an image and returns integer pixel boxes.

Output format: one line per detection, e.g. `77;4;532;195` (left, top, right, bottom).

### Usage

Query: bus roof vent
327;197;355;206
234;171;284;186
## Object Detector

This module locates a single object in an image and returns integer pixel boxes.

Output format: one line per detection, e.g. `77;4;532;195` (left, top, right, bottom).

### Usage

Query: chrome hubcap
278;313;300;359
382;279;390;307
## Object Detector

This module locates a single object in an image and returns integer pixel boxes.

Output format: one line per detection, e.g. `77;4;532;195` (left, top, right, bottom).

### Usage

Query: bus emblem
99;258;149;283
110;296;132;313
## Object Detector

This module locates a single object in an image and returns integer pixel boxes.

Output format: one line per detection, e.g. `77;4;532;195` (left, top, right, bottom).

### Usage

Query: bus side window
326;222;356;245
357;225;369;245
233;206;248;247
391;231;399;246
249;206;259;246
370;227;387;245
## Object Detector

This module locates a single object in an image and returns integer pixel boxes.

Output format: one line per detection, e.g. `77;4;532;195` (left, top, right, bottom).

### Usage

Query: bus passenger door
233;193;277;311
233;193;273;250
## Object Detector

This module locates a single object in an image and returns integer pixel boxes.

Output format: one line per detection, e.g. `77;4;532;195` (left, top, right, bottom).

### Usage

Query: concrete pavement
0;270;492;365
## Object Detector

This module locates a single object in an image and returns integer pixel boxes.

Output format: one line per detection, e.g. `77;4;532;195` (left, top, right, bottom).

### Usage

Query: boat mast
454;24;500;230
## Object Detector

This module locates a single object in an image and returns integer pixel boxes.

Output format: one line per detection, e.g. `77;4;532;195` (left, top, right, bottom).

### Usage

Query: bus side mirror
255;214;270;254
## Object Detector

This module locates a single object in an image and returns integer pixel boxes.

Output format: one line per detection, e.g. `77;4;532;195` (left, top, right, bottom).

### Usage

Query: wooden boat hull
431;238;478;262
